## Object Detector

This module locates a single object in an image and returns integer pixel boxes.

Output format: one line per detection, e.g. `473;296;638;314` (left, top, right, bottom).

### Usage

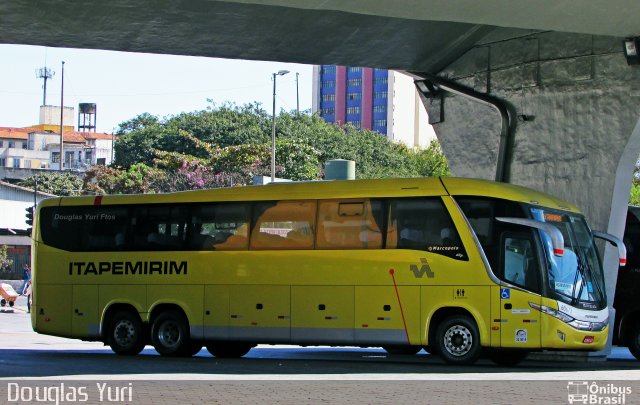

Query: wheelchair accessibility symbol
500;288;510;299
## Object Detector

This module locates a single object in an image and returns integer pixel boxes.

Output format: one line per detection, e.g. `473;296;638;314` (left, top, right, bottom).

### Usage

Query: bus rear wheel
436;315;481;365
107;310;146;356
206;343;253;358
151;310;190;356
382;345;422;355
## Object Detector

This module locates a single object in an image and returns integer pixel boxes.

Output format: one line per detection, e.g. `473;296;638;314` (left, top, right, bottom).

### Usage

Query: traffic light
25;206;34;235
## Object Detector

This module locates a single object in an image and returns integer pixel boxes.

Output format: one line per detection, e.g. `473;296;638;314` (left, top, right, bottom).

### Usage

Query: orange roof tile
0;127;29;140
0;127;113;143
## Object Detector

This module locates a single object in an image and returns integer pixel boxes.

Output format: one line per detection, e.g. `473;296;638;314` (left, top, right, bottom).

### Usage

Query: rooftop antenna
35;50;55;106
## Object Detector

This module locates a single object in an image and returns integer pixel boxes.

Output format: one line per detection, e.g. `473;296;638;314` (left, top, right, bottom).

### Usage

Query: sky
0;44;313;134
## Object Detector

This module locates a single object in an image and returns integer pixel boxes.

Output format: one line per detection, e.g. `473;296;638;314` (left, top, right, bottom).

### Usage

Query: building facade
0;105;113;174
0;127;113;172
312;65;436;148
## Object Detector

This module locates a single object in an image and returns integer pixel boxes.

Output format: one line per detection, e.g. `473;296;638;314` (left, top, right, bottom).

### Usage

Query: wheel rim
157;320;181;349
113;319;136;348
443;324;473;357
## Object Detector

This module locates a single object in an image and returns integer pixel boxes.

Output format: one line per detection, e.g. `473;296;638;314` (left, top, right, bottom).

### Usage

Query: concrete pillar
425;29;640;356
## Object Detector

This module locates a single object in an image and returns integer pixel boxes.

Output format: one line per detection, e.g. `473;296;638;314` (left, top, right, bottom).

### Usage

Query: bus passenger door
72;285;99;338
498;234;541;349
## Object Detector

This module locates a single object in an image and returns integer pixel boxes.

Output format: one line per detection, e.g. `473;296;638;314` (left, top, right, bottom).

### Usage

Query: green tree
113;104;273;168
18;172;83;196
411;139;451;177
115;112;161;135
111;105;449;192
630;183;640;206
0;245;12;272
83;163;168;194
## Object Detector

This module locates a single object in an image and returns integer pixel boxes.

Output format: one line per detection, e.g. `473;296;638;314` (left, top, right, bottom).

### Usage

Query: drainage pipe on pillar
411;72;516;183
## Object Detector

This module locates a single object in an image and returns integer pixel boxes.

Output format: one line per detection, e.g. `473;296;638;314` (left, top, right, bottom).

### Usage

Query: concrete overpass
2;0;640;355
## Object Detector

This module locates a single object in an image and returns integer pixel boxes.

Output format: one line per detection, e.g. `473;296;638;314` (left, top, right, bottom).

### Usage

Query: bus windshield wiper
572;254;588;305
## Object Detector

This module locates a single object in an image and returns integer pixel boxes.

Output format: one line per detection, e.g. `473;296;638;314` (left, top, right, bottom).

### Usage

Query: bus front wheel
107;310;146;356
625;322;640;361
436;315;482;365
151;310;190;356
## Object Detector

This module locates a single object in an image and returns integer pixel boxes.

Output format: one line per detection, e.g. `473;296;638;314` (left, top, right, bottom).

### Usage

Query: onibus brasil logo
567;381;631;404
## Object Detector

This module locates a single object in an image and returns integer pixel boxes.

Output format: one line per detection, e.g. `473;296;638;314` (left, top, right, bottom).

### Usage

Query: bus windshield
530;207;606;309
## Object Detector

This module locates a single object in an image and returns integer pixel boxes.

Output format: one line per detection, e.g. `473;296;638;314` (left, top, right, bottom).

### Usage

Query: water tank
78;103;97;132
79;103;97;114
324;159;355;180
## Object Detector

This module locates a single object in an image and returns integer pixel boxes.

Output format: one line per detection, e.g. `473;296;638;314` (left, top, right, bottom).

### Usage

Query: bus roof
41;177;581;213
441;178;580;212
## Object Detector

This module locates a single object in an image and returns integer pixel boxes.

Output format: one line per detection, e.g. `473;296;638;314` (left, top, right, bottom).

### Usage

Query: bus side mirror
593;231;627;266
496;217;565;256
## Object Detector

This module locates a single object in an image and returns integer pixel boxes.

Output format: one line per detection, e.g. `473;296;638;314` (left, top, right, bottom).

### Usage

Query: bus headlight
529;303;608;332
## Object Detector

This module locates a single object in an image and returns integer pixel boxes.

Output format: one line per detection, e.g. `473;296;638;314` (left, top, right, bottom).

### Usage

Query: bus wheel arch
149;304;192;357
428;307;483;365
103;304;146;356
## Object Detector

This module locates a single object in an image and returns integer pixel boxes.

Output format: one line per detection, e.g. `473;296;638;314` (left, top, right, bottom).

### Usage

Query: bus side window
131;205;188;251
387;198;467;260
83;207;129;251
190;203;249;251
251;201;316;250
316;199;384;249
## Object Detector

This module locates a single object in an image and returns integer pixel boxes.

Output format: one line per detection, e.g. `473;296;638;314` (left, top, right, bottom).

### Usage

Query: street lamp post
271;69;289;183
296;72;300;115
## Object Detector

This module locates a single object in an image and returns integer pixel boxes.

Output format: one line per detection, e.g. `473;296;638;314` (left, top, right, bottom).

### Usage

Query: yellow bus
30;177;626;365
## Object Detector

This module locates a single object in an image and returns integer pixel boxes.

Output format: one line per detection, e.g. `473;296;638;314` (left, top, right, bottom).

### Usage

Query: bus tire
625;322;640;361
151;310;190;356
1;299;6;306
436;315;482;365
487;349;529;366
382;345;422;355
107;310;145;356
206;343;252;358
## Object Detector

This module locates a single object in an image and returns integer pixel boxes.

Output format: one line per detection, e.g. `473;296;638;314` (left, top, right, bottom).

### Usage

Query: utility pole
59;61;65;171
271;70;289;183
296;72;300;115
